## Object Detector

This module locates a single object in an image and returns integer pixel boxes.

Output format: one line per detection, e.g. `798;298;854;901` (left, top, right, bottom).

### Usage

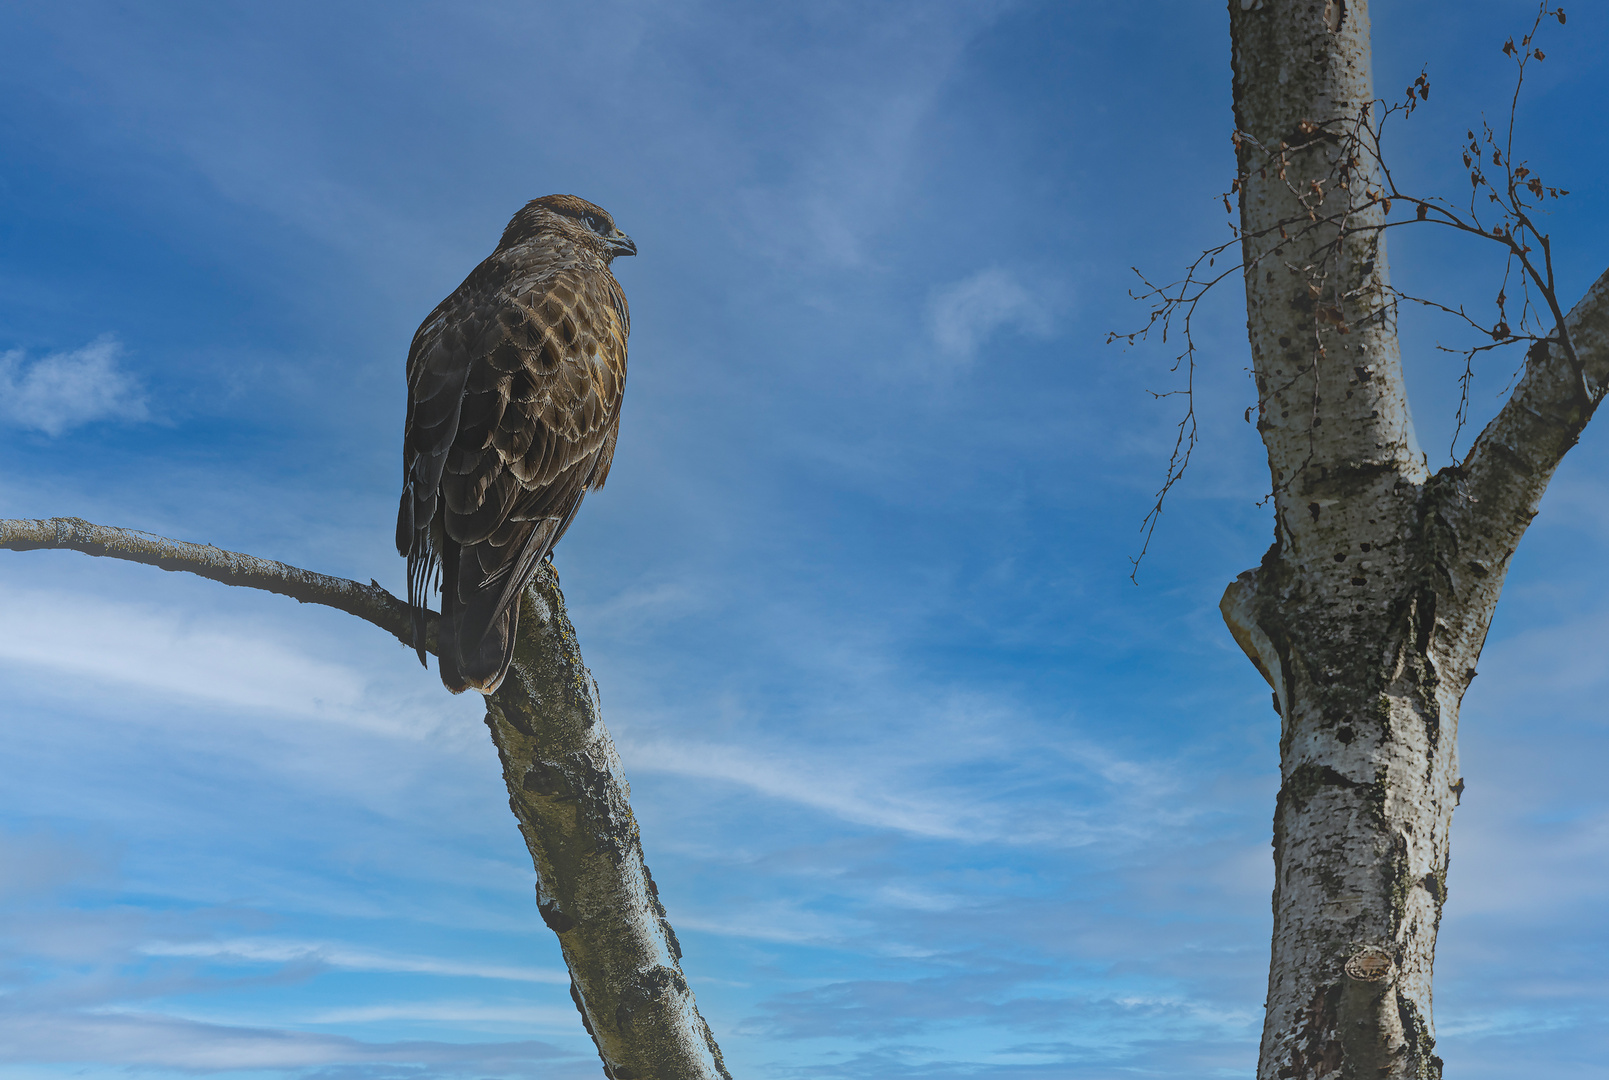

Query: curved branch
0;516;730;1078
0;516;430;651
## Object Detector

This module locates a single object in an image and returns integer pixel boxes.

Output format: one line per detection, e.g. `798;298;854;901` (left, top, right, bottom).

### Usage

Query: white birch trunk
1225;2;1609;1076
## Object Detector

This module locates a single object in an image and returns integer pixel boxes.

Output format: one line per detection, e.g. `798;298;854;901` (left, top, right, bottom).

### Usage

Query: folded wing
397;244;629;692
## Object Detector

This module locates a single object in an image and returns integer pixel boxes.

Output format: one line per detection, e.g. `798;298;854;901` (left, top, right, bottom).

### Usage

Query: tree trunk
1225;3;1609;1077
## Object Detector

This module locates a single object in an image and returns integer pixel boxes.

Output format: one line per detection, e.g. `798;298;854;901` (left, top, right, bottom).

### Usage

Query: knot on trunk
1344;946;1395;983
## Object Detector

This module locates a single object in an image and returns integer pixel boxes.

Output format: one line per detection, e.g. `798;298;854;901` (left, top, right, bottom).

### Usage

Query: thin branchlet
1114;1;1573;568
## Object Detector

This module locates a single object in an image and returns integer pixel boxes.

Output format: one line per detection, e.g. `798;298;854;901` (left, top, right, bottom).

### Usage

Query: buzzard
397;195;635;693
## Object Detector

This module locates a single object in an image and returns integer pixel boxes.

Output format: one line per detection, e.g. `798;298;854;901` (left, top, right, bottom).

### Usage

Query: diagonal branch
1460;265;1609;567
0;516;430;650
0;515;730;1079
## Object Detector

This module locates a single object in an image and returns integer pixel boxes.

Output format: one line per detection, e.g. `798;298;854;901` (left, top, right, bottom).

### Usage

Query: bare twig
1116;1;1574;553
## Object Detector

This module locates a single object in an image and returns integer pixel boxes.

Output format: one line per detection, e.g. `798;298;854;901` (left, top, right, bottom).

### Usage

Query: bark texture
1226;4;1609;1078
487;567;731;1080
0;518;729;1080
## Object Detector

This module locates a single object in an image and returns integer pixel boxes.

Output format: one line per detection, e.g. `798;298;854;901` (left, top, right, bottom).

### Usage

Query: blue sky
1;2;1608;1077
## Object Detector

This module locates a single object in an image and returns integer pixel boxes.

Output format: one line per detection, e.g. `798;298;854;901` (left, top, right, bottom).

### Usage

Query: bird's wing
399;247;629;648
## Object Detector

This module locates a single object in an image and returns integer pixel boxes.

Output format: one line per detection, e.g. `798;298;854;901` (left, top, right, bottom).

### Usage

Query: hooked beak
608;230;637;258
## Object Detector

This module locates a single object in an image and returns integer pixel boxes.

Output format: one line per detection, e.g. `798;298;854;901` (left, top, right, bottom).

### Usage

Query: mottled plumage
397;195;634;693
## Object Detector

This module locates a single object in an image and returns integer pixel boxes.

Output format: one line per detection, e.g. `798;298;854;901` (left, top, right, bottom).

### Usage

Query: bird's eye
583;214;603;233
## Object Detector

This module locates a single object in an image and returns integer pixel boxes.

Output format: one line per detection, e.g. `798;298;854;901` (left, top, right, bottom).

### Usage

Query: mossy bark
484;564;731;1080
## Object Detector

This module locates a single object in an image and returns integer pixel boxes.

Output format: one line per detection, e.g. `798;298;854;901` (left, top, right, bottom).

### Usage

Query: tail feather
437;533;529;696
399;484;436;668
436;610;467;694
449;602;519;694
410;469;594;696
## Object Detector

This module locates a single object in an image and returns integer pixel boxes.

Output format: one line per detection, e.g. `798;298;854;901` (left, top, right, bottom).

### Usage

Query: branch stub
1343;946;1396;983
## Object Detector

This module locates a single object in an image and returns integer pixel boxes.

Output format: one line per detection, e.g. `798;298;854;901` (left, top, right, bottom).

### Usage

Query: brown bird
397;195;635;693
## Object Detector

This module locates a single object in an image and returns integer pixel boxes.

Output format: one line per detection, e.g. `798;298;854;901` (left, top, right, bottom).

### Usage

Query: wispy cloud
0;336;149;436
0;1009;575;1070
0;825;115;900
140;938;569;984
927;267;1056;361
741;969;1259;1043
723;3;1016;269
622;737;1009;841
619;731;1169;847
0;583;445;739
675;900;871;946
307;1000;581;1027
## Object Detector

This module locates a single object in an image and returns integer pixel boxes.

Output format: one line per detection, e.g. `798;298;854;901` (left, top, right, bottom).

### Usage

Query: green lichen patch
1396;992;1443;1080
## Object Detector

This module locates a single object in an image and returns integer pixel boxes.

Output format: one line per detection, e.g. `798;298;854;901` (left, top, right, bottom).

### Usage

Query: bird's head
501;194;637;264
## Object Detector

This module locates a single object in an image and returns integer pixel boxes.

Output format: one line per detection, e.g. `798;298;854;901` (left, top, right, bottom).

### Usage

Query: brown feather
397;195;633;691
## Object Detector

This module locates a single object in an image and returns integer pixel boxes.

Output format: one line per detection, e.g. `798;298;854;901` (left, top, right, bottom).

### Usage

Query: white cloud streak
0;1010;569;1069
619;733;1166;847
139;937;569;984
307;1000;580;1026
623;737;1004;841
675;901;870;946
0;583;444;739
0;336;149;436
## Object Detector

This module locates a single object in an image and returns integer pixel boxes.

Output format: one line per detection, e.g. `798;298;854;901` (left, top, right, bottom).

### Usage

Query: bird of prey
397;195;635;694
